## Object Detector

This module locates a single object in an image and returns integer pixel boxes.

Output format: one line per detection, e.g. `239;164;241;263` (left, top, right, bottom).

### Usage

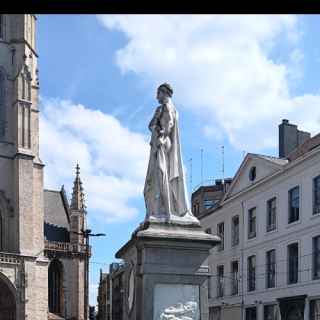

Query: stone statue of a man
143;83;198;223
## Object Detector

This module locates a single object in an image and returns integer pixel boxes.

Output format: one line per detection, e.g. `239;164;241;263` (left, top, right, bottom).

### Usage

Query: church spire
71;163;86;211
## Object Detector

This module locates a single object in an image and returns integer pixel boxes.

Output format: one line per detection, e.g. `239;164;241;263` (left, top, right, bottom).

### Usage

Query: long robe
143;100;190;220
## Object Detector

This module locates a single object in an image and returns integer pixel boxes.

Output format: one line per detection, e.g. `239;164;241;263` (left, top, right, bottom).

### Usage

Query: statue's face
156;88;168;104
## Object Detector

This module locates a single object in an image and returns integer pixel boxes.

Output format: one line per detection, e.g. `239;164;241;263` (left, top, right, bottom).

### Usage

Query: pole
201;148;204;185
222;146;225;183
85;234;89;320
189;158;193;195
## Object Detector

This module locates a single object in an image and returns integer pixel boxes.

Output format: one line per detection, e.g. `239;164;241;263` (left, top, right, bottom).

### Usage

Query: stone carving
160;301;198;320
143;83;198;224
153;284;200;320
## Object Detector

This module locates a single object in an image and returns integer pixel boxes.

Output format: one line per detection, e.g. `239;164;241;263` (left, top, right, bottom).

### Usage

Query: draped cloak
143;101;190;220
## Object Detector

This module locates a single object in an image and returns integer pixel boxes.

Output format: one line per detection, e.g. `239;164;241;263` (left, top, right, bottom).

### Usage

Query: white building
196;120;320;320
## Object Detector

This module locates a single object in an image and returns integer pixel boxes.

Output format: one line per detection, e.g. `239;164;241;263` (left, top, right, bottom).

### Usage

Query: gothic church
0;14;90;320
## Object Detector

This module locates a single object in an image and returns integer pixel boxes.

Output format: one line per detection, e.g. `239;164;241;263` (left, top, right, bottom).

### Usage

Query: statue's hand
158;136;171;151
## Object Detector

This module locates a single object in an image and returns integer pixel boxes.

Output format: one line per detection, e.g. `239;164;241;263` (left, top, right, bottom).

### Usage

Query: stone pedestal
116;220;220;320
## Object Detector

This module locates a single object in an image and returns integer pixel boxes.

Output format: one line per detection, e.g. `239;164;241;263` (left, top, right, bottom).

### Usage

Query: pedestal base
116;221;220;320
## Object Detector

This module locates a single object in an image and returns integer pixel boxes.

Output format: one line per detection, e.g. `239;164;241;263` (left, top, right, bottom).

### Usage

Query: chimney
279;119;310;158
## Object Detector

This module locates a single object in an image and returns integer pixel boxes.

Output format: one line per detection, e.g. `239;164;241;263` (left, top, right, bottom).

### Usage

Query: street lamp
72;229;106;320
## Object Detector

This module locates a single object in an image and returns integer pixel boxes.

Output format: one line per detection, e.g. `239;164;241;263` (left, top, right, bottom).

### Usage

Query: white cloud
97;14;320;152
40;98;149;222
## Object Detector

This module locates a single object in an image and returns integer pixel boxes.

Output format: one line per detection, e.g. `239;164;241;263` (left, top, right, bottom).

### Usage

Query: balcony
44;240;91;256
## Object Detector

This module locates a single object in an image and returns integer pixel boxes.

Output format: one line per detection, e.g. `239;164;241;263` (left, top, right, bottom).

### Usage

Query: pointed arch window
48;259;64;315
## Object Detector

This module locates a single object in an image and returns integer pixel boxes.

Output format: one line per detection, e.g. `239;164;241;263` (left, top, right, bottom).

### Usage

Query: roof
44;189;70;242
251;153;289;166
287;133;320;161
222;153;288;202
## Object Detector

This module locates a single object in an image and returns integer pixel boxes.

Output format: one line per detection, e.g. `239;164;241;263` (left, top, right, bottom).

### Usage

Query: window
0;70;5;137
217;222;224;251
208;276;212;299
48;259;63;314
193;202;200;216
0;210;2;250
310;300;320;320
248;255;256;291
0;15;3;39
264;305;278;320
231;261;239;295
246;307;257;320
248;207;256;239
203;199;217;210
313;236;320;280
217;265;224;297
289;186;300;223
209;306;221;320
288;243;299;284
267;197;277;232
249;166;256;181
232;215;239;246
314;176;320;215
266;249;276;288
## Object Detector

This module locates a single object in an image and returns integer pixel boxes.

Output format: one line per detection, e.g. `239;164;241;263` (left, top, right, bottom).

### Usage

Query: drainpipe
241;200;245;320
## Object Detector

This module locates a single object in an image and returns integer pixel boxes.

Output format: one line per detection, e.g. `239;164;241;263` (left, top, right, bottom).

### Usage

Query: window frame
266;249;276;288
248;207;257;239
217;265;224;298
287;242;299;284
264;304;279;320
0;209;2;251
217;222;224;251
266;197;277;232
246;307;257;320
313;235;320;280
247;255;256;292
231;260;239;295
288;186;300;224
232;215;240;247
313;176;320;215
310;299;320;320
0;15;3;40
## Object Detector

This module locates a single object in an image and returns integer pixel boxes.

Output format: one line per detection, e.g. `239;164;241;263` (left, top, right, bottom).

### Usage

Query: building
97;263;125;320
193;119;320;320
191;178;232;219
0;14;90;320
44;166;90;320
97;270;111;320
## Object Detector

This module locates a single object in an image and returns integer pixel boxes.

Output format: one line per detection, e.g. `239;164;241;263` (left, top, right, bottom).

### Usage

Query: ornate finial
71;163;86;211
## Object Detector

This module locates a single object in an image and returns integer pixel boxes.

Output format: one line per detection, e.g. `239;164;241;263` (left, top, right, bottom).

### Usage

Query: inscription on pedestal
153;283;200;320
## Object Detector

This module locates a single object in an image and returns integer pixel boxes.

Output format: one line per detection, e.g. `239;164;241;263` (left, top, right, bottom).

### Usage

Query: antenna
222;145;225;183
243;150;246;159
201;148;204;185
188;158;193;195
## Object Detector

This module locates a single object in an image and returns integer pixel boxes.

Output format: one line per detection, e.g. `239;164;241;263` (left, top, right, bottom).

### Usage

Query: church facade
0;14;90;320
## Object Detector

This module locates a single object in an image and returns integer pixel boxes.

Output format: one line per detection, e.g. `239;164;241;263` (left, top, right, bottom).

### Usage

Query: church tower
0;14;48;319
70;164;89;320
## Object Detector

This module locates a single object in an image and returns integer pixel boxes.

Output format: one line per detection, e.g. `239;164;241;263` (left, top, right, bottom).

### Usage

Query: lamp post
72;229;106;320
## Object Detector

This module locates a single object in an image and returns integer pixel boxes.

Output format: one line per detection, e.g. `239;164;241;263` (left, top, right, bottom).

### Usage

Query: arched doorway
0;274;16;320
48;259;64;316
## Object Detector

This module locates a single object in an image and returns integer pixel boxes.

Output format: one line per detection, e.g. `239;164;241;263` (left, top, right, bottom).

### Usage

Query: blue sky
37;15;320;305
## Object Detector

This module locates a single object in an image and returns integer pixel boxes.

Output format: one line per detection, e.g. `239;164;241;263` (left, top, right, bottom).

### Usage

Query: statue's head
157;83;173;104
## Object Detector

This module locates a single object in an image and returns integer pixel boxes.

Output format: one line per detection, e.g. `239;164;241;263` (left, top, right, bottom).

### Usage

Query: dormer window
249;166;256;182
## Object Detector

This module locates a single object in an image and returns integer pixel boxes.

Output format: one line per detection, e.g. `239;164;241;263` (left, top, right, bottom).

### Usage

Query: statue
143;83;198;224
